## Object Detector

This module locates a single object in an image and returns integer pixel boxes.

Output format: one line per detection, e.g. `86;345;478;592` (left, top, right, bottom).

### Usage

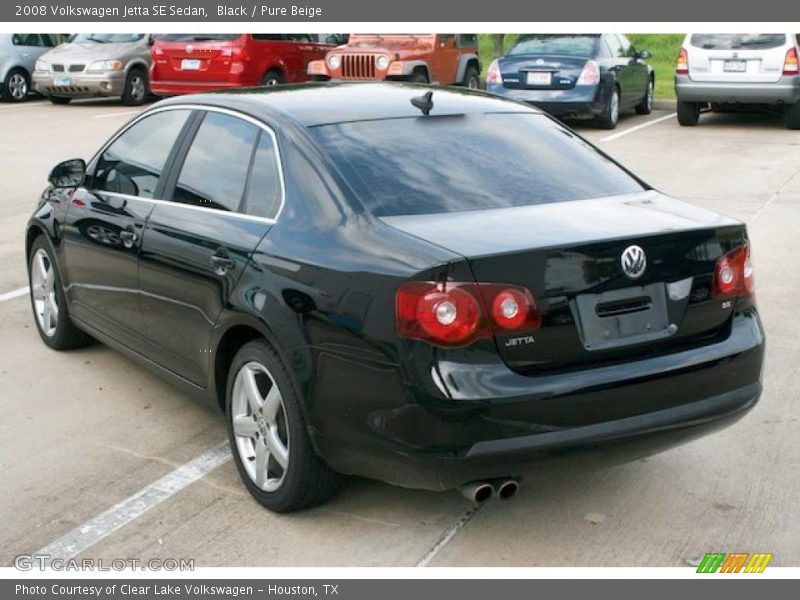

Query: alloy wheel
610;90;620;125
231;362;290;492
646;81;653;112
8;72;27;100
30;248;58;337
129;74;146;102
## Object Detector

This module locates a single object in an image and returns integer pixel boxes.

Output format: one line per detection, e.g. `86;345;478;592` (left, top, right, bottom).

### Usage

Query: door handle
210;254;235;275
120;229;138;249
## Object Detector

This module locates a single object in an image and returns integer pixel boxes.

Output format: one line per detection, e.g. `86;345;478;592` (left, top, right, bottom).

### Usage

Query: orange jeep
308;34;481;87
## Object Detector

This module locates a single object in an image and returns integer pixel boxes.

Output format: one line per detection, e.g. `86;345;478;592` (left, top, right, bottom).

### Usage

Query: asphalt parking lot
1;98;798;568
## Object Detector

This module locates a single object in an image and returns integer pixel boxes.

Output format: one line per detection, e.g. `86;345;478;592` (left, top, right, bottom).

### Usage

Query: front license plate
526;71;552;86
54;76;71;86
181;59;201;71
723;60;747;73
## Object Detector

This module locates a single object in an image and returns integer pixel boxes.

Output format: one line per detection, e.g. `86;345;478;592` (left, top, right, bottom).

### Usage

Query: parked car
28;84;764;512
308;34;481;87
486;34;654;129
150;34;338;96
0;34;61;102
33;33;153;105
675;33;800;129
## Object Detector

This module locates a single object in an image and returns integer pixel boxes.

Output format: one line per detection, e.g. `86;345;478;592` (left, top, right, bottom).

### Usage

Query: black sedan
486;34;654;129
27;84;763;512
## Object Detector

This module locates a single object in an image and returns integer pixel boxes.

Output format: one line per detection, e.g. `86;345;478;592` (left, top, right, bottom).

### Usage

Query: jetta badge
621;245;646;279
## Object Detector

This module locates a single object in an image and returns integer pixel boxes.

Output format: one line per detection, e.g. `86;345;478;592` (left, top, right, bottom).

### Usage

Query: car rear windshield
508;34;598;57
311;113;645;217
689;34;787;50
156;34;241;42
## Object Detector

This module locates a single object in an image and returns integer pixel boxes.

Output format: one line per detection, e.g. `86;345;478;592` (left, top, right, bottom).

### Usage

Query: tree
491;34;505;59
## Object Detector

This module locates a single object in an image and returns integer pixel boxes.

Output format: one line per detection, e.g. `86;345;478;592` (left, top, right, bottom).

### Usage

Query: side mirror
638;50;652;60
49;158;86;188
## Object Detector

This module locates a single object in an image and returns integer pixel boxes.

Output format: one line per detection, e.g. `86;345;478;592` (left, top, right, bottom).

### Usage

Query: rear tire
47;96;71;105
677;100;701;126
597;86;620;129
28;236;93;350
1;68;30;102
226;339;340;512
461;64;480;89
786;102;800;130
121;67;148;106
261;69;284;86
635;77;654;115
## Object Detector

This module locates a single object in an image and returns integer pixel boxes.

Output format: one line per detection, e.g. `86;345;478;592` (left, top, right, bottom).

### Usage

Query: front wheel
226;339;340;512
28;237;92;350
597;86;620;129
677;100;701;126
121;68;148;106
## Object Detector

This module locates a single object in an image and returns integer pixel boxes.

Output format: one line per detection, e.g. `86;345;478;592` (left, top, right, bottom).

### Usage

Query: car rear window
311;113;645;217
689;34;787;50
156;34;241;42
508;34;598;57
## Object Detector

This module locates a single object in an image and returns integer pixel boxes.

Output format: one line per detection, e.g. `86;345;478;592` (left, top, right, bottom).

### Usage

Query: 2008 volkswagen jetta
26;84;764;512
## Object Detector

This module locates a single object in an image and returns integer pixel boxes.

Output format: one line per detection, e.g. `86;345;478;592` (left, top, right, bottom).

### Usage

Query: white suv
675;33;800;129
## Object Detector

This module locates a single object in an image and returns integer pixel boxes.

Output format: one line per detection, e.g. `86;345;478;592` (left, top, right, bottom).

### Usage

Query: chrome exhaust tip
494;478;519;500
459;481;494;505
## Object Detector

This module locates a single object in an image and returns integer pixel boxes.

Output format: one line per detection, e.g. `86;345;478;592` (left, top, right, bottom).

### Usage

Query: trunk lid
382;191;747;372
153;34;242;82
498;54;588;90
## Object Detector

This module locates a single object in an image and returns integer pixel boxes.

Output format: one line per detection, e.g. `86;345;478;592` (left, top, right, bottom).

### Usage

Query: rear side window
244;133;282;219
312;113;645;217
690;34;787;50
92;110;190;198
172;112;259;212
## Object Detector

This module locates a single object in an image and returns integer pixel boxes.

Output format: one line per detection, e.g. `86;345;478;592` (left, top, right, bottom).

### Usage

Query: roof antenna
410;91;433;116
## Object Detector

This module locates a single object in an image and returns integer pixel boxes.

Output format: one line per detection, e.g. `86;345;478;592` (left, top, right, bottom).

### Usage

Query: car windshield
156;34;241;42
311;113;645;217
73;34;144;44
689;34;787;50
508;34;598;57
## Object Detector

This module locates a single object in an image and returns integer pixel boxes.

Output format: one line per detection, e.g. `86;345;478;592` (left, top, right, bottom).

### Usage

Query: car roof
153;82;542;128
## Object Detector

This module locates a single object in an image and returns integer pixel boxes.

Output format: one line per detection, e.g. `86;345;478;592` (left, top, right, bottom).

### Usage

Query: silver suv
33;33;153;106
675;33;800;129
0;34;60;102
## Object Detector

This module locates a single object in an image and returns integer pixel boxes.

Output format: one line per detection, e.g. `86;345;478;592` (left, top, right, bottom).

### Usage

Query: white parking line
36;441;232;561
599;112;677;143
416;505;482;567
0;286;29;302
93;110;143;119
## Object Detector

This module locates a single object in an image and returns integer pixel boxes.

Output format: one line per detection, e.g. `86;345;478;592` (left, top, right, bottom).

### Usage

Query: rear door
687;34;788;83
62;109;193;352
138;109;280;385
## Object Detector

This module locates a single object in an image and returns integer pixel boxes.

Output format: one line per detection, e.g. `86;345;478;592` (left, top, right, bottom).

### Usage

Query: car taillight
676;48;689;74
712;243;755;299
576;60;600;86
783;47;799;75
486;60;503;85
396;281;541;347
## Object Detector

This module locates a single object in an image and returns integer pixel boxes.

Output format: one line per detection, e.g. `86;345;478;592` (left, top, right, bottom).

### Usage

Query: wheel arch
454;53;480;84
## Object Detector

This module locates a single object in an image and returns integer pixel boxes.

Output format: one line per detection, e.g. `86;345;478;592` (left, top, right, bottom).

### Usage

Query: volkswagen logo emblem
186;45;194;54
621;245;646;279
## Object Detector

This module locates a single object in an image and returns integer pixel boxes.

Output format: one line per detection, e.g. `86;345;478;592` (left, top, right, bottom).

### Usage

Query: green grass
477;33;683;100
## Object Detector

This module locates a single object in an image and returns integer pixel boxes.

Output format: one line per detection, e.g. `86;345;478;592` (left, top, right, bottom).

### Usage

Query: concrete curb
654;99;676;110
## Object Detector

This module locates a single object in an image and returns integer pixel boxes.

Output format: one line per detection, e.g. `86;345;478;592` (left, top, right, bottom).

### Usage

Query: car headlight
87;60;123;73
327;55;341;69
35;60;49;72
376;55;390;70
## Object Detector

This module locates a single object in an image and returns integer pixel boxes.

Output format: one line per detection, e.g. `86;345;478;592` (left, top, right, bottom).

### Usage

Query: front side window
312;113;645;217
172;112;259;212
92;110;190;198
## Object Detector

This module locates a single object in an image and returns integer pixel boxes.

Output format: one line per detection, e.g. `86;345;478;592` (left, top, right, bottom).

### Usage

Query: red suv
150;34;342;95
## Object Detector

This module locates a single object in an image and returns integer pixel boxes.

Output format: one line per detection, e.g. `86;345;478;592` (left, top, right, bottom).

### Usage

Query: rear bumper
32;71;126;98
150;79;249;96
486;83;605;118
675;74;800;104
313;310;764;491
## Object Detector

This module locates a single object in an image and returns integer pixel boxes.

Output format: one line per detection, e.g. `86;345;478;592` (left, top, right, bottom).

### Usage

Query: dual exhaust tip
460;478;519;504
